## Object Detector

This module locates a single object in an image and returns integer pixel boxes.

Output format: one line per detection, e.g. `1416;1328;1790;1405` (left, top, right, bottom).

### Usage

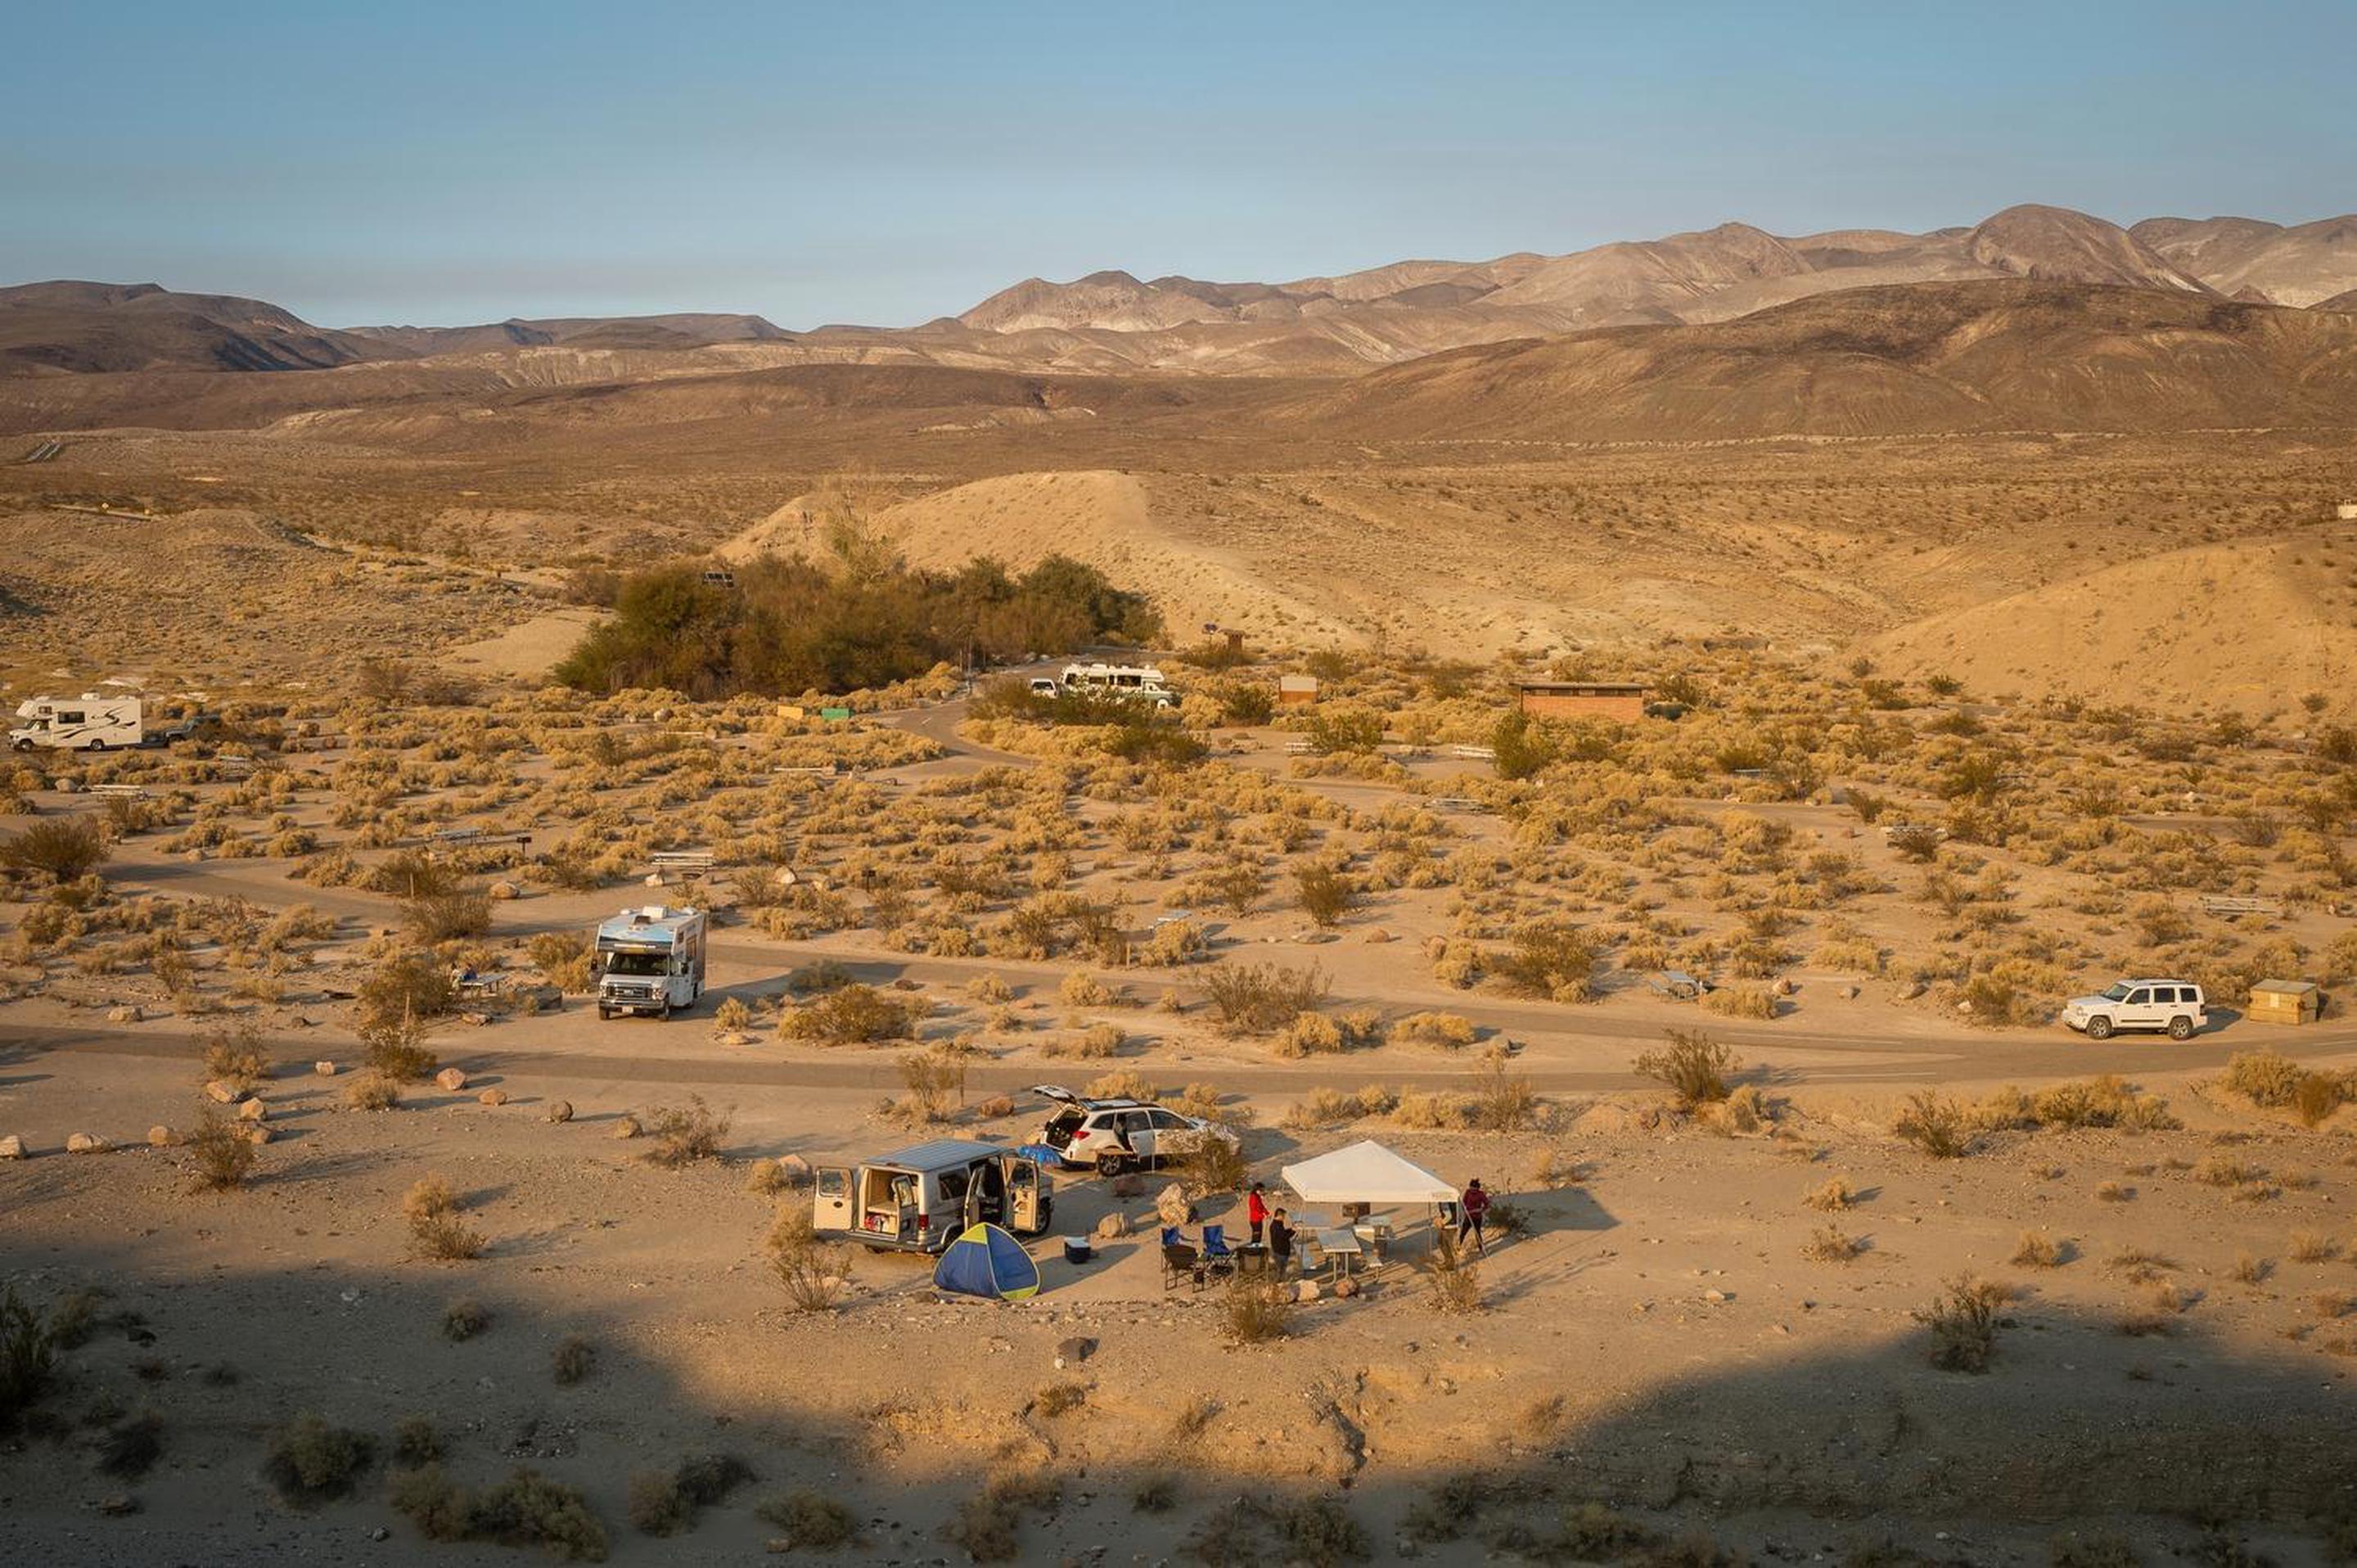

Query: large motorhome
593;906;708;1019
8;693;189;752
812;1139;1053;1254
1060;662;1175;707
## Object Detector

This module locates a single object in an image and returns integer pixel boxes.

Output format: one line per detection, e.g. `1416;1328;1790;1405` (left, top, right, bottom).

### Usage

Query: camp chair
1160;1225;1186;1249
1199;1224;1234;1279
1160;1242;1204;1292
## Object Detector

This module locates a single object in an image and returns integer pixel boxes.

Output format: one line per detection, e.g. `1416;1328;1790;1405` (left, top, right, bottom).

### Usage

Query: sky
2;0;2351;329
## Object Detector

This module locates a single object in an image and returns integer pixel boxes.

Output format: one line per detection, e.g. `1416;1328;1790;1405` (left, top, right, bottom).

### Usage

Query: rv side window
816;1169;847;1199
58;711;83;724
938;1170;969;1201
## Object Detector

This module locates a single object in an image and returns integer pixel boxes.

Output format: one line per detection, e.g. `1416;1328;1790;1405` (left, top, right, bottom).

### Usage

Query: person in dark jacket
1457;1178;1491;1255
1267;1208;1296;1278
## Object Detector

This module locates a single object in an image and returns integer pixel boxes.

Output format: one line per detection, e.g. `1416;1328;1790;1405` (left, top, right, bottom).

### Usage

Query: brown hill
1963;205;2210;292
0;282;402;376
2132;214;2357;307
1281;282;2357;444
347;312;791;355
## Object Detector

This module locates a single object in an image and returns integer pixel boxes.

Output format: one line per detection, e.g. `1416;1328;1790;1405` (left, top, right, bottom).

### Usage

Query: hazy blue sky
3;1;2350;327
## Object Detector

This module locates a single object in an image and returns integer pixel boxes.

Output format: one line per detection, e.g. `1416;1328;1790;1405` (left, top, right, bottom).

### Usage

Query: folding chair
1199;1223;1235;1280
1161;1243;1204;1292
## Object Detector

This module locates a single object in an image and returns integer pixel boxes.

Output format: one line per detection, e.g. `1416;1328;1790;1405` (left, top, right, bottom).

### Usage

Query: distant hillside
2132;215;2357;308
0;282;402;376
1280;282;2357;443
347;312;792;356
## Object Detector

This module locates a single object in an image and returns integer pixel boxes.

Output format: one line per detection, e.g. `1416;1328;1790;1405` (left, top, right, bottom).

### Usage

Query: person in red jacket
1457;1178;1491;1255
1246;1182;1269;1246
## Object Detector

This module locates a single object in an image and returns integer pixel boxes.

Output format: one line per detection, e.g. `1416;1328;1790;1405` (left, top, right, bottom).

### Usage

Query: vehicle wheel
11;738;29;752
86;740;106;752
659;1003;673;1021
2168;1016;2195;1041
1100;1154;1129;1178
597;1006;611;1021
2085;1015;2115;1040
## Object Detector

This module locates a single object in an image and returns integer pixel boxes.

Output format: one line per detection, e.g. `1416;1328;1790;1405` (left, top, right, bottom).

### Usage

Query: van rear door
1007;1157;1046;1234
813;1166;854;1234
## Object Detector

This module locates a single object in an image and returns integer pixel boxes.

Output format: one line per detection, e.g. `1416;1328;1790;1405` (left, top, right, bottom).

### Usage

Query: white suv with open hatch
2062;979;2207;1041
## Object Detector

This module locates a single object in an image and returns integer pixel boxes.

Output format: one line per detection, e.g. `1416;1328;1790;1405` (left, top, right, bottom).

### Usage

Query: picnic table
1313;1228;1364;1282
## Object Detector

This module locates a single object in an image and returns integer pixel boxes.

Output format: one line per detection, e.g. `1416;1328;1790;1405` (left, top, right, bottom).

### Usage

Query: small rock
1773;977;1797;997
0;1134;24;1160
1054;1336;1095;1365
367;1525;389;1542
1333;1275;1359;1299
95;1495;137;1517
435;1068;469;1093
1362;928;1395;944
611;1115;641;1140
146;1125;175;1148
488;881;521;900
546;1100;575;1124
314;1060;337;1077
1838;985;1859;1000
106;1004;142;1024
1110;1174;1145;1200
203;1079;245;1105
67;1132;110;1154
478;1088;508;1106
235;1097;268;1122
1093;1213;1126;1241
1899;980;1928;1001
1704;1288;1731;1304
241;1124;273;1145
1295;1277;1321;1304
774;1152;809;1179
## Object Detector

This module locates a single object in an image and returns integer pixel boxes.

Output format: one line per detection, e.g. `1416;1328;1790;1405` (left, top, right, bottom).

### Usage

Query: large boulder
0;1134;24;1159
434;1068;469;1093
477;1088;509;1107
146;1125;175;1148
66;1132;110;1154
545;1100;575;1124
203;1080;246;1105
611;1115;640;1140
1154;1184;1194;1228
235;1098;267;1123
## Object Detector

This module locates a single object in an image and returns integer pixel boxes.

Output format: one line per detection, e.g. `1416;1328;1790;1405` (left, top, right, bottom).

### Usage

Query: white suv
2062;979;2207;1041
1030;1084;1240;1176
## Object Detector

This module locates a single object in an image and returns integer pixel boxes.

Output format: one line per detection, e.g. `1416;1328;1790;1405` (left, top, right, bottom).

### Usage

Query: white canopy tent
1280;1140;1457;1206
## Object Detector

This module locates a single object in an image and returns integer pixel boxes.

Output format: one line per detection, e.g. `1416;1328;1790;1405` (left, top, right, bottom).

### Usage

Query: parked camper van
593;906;707;1019
9;693;189;752
812;1139;1053;1254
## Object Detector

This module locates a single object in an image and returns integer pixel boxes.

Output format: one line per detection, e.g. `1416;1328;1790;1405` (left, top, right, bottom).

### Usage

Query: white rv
9;693;178;752
1060;662;1175;707
812;1138;1053;1255
593;905;708;1019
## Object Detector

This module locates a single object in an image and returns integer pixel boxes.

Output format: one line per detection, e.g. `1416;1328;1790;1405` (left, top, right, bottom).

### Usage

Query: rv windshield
604;950;669;976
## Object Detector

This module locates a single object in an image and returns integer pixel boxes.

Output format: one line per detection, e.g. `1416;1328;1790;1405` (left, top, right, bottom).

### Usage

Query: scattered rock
1054;1336;1095;1367
611;1115;641;1140
1838;985;1859;1000
488;881;521;900
241;1124;273;1146
774;1153;810;1181
146;1125;175;1148
1294;1277;1321;1303
94;1495;137;1517
235;1098;268;1123
1899;980;1928;1001
1773;977;1798;997
106;1004;142;1024
1363;928;1395;944
1110;1173;1145;1200
202;1079;245;1105
0;1135;24;1160
435;1068;469;1093
1092;1213;1126;1241
1333;1276;1359;1299
313;1060;337;1076
545;1100;575;1124
478;1088;509;1107
1154;1185;1194;1228
1704;1289;1731;1304
66;1132;110;1154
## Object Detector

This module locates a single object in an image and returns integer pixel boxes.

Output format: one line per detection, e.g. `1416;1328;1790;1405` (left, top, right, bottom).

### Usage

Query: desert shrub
1223;1279;1294;1344
442;1298;490;1340
755;1489;855;1550
641;1097;730;1167
2012;1230;2065;1268
946;1469;1060;1563
2294;1072;2349;1128
1426;1232;1483;1313
1556;1503;1661;1559
1304;707;1385;755
780;984;913;1045
344;1070;402;1111
1060;969;1114;1007
97;1412;163;1478
1393;1011;1477;1048
527;930;596;992
1033;1381;1087;1417
1633;1030;1737;1108
406;1175;486;1261
1701;983;1777;1020
1915;1277;2006;1372
1272;1496;1368;1565
1473;1045;1539;1132
1294;863;1357;926
1177;1132;1248;1200
188;1109;256;1191
1894;1091;1972;1157
769;1206;856;1315
1803;1177;1854;1211
551;1335;595;1386
629;1453;753;1536
201;1022;269;1091
1803;1225;1864;1263
1887;825;1943;863
1274;1011;1347;1057
0;818;107;883
392;1464;609;1561
2025;1076;2179;1131
2221;1049;2304;1108
0;1286;59;1430
363;1016;440;1084
405;887;492;943
1205;961;1329;1035
265;1413;375;1503
712;996;753;1034
1494;921;1595;1003
2050;1530;2139;1568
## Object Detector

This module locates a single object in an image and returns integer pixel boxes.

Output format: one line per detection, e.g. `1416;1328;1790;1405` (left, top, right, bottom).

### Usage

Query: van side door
1006;1158;1045;1234
813;1166;854;1235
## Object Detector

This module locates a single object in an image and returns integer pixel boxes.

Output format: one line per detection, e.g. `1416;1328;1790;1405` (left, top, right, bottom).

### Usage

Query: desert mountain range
7;204;2355;381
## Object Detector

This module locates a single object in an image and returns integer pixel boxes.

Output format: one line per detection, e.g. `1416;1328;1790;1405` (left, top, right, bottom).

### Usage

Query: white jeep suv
2062;979;2207;1041
1030;1084;1240;1176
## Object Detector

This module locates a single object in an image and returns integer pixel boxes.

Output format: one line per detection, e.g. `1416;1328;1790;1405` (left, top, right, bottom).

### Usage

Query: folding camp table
1314;1228;1363;1282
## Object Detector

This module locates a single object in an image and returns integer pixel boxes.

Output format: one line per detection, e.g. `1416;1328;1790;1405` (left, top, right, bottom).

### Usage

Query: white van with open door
811;1139;1053;1255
